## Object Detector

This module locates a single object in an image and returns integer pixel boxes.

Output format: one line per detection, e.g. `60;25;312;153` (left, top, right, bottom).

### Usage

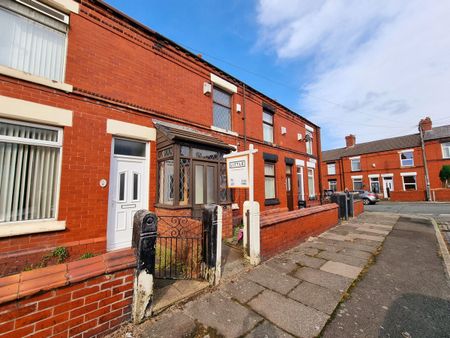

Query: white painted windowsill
210;125;239;137
0;220;66;238
0;65;73;93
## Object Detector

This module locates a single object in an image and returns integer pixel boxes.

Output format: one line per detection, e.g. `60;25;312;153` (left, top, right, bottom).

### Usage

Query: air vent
16;0;68;24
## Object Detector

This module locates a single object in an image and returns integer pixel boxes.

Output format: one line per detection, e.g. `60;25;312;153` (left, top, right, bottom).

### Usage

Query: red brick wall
390;190;427;201
353;200;364;217
431;189;450;201
260;204;339;259
0;250;135;338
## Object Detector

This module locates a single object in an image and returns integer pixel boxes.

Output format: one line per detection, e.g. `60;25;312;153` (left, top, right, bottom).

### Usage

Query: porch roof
153;120;235;151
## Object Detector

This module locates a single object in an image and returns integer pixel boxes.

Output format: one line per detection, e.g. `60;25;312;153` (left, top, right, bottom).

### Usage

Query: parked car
352;190;380;205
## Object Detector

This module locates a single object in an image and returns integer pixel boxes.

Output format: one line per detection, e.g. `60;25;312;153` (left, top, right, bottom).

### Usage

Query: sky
106;0;450;150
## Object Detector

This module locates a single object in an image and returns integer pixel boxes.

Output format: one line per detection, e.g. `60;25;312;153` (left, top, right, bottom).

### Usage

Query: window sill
210;126;238;137
264;198;280;206
0;65;73;93
0;220;66;238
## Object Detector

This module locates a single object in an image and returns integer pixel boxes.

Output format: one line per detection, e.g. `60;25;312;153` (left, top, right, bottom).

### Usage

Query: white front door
383;177;394;199
107;138;148;251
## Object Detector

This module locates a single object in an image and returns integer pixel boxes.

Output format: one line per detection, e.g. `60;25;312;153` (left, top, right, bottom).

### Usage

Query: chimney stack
419;117;432;131
345;134;356;148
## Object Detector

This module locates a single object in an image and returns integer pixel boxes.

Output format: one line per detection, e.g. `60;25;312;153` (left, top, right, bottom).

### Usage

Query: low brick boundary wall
260;204;339;260
431;188;450;202
390;190;427;201
0;249;135;338
353;200;364;217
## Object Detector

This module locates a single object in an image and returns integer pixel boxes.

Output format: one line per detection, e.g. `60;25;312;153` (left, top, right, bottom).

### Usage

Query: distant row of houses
321;117;450;201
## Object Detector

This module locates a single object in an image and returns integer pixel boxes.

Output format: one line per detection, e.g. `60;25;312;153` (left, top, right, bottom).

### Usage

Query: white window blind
0;120;62;223
307;168;315;197
0;2;68;82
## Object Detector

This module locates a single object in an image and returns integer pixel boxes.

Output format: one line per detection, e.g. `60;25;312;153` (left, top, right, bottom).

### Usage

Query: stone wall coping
0;248;136;305
260;204;339;228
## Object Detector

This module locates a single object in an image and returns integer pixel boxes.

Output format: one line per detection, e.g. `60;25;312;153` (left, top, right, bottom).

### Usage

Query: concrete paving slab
337;248;372;260
139;311;197;338
320;261;363;279
352;238;383;248
264;257;299;274
288;281;343;315
314;238;378;253
319;233;349;241
287;253;327;269
245;321;294;338
356;227;390;235
248;289;329;338
354;223;394;230
301;241;340;253
221;278;265;304
317;251;368;268
184;292;262;338
294;267;353;292
285;246;320;256
348;233;385;242
245;265;300;294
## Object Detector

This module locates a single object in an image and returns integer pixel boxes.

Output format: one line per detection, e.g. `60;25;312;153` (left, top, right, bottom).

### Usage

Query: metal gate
155;216;207;279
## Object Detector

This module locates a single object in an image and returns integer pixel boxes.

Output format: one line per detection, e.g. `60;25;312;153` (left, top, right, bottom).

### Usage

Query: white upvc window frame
0;118;65;237
328;179;337;191
305;130;313;155
351;175;363;190
400;172;417;191
0;0;73;92
399;149;414;167
327;163;336;175
442;142;450;159
307;168;315;197
350;156;361;172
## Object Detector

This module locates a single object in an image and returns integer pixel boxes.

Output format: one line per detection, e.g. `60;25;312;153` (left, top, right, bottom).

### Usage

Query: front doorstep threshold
152;279;209;315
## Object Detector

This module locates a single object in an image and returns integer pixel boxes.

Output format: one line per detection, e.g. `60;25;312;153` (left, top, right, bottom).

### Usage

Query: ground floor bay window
0;119;62;223
154;121;232;217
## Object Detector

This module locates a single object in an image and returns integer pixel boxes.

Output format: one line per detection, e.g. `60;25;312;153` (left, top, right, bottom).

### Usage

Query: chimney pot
345;134;356;148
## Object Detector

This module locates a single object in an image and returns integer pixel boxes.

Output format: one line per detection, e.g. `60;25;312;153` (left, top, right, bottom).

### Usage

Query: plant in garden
52;246;69;263
439;165;450;187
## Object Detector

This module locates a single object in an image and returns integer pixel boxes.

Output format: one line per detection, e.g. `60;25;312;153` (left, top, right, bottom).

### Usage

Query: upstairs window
350;158;361;171
305;130;313;155
0;119;62;223
212;87;231;131
262;109;274;143
0;0;69;82
327;163;336;175
400;150;414;167
442;142;450;159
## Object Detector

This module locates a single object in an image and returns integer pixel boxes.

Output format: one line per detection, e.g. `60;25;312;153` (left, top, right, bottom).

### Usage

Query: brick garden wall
390;190;427;201
260;204;339;260
353;200;364;217
0;249;135;338
431;188;450;201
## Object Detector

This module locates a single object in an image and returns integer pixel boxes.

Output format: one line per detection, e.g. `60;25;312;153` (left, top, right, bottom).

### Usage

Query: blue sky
106;0;450;150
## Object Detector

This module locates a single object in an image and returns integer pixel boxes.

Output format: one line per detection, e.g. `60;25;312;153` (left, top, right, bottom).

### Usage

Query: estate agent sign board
226;155;249;188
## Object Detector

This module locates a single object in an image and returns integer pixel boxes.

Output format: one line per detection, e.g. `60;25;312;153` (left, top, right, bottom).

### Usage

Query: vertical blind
0;6;67;82
0;121;61;223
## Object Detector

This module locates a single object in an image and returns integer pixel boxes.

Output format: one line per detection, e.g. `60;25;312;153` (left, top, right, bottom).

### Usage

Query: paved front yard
124;212;398;338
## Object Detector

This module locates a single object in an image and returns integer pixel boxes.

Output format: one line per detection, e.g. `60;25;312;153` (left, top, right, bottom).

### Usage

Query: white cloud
256;0;450;149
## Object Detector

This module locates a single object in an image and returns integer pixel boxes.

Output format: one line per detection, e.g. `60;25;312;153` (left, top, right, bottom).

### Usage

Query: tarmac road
365;201;450;217
321;216;450;338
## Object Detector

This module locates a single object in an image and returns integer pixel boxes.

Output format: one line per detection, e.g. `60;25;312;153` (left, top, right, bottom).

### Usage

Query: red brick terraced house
0;0;324;276
321;117;450;202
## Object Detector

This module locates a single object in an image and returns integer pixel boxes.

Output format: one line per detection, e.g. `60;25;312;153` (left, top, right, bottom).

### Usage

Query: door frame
192;160;218;218
382;175;394;199
107;137;150;251
286;164;294;211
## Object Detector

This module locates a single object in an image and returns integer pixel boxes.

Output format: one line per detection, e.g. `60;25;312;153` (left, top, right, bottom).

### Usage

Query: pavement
322;215;450;338
124;212;400;338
